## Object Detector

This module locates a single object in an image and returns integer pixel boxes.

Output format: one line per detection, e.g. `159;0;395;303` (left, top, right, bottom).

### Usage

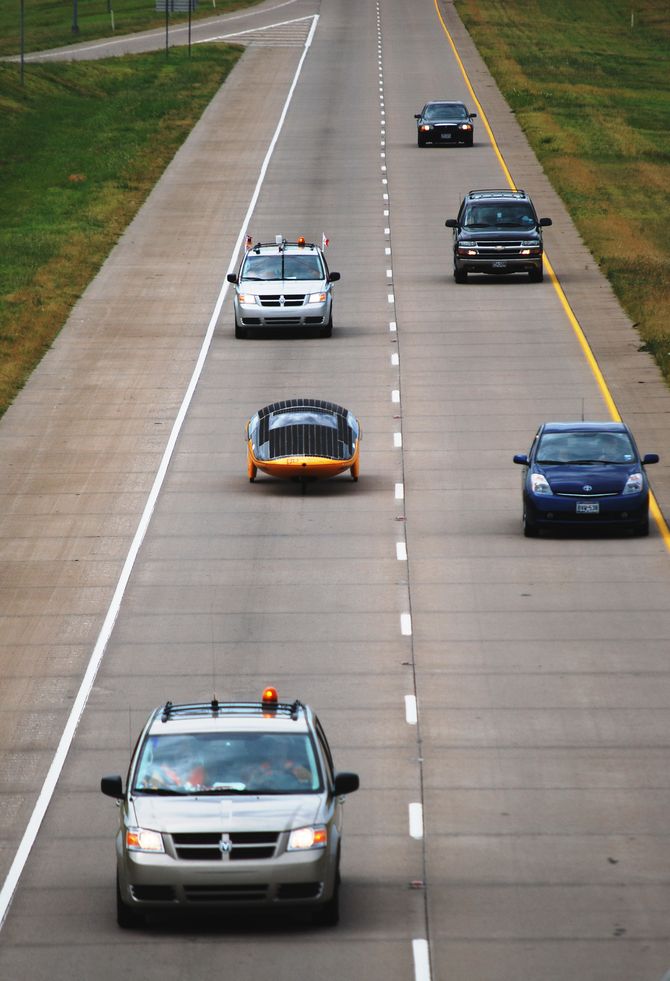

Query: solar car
246;399;361;483
101;688;360;927
513;421;659;537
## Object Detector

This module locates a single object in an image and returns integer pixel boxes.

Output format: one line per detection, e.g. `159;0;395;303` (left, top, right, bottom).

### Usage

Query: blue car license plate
576;501;599;514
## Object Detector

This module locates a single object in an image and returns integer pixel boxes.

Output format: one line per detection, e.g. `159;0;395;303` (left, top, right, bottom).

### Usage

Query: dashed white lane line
387;292;394;302
389;320;396;331
401;612;412;635
392;389;400;403
394;432;403;447
409;802;424;839
412;939;431;981
391;352;399;365
386;268;393;277
384;227;390;234
395;482;404;499
385;247;391;255
396;541;407;561
405;694;418;725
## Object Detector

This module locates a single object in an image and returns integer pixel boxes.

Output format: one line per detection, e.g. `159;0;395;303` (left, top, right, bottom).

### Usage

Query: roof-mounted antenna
161;700;173;723
211;696;219;715
581;398;585;422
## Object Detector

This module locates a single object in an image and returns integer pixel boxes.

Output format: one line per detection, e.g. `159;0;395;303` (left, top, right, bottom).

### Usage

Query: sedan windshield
536;431;636;465
241;253;324;281
423;102;468;120
133;732;322;795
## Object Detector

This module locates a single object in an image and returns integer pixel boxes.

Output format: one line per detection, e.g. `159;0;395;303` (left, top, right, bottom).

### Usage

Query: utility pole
71;0;79;34
20;0;25;85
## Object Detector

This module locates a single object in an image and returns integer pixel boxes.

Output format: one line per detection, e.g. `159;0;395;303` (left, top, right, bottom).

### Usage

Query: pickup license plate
492;260;507;269
576;501;599;514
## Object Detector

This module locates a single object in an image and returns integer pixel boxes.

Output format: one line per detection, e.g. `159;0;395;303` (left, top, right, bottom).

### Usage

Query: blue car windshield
536;431;636;465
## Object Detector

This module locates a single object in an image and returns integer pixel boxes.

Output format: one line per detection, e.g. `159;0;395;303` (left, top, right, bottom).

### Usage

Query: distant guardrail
155;0;197;11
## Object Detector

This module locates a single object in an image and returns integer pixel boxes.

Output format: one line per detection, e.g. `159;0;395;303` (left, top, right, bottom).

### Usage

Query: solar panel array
257;399;356;461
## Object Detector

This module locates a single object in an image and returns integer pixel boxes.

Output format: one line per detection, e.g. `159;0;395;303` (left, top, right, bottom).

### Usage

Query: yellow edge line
432;0;670;548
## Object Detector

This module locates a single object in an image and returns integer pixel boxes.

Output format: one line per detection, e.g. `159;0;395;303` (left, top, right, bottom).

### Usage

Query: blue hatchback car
513;422;659;537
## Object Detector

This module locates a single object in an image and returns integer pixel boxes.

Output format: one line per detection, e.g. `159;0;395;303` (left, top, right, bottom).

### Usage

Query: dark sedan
414;101;476;147
513;422;658;537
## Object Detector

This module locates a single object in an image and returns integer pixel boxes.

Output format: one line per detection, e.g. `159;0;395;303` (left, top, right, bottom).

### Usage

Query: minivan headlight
126;827;165;853
237;293;258;305
308;292;327;303
287;826;327;851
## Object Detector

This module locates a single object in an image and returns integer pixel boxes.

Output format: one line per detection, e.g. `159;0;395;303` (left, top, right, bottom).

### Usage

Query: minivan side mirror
513;454;529;465
101;775;124;799
226;273;238;284
445;218;458;228
643;453;659;465
539;218;552;227
329;271;341;283
333;771;359;796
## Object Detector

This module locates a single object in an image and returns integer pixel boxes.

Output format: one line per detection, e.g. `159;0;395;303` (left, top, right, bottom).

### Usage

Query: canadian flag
322;233;330;249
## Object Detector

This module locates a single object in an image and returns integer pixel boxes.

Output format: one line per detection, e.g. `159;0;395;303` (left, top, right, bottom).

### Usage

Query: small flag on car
322;233;330;249
245;234;253;250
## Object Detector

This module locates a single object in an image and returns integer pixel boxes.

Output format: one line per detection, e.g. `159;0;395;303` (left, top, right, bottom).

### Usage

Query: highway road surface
1;0;670;978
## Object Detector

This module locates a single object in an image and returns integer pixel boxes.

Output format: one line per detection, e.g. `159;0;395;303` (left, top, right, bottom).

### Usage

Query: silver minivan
226;238;340;338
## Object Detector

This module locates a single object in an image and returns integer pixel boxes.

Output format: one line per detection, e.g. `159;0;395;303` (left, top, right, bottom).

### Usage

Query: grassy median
455;0;670;384
0;46;241;414
0;0;260;55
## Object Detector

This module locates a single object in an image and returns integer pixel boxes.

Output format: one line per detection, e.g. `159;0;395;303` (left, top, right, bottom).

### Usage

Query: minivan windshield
241;253;324;281
133;732;322;795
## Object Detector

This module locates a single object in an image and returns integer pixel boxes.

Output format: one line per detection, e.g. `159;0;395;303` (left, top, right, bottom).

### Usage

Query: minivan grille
171;831;279;861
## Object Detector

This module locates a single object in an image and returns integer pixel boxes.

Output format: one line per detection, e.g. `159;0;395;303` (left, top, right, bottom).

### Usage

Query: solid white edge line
401;612;412;635
409;802;424;839
405;694;417;725
413;939;431;981
0;13;319;934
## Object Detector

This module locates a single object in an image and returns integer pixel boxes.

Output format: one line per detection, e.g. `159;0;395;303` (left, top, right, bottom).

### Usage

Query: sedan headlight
126;827;165;853
237;293;259;305
308;292;327;303
287;825;327;851
530;473;552;495
419;124;432;132
622;472;644;495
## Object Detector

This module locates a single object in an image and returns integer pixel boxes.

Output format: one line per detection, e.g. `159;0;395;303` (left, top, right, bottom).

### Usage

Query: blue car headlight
530;473;552;496
622;472;643;495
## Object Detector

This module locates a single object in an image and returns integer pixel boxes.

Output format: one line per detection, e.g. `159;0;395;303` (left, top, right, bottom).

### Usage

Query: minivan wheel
234;319;247;339
313;858;340;927
321;316;333;338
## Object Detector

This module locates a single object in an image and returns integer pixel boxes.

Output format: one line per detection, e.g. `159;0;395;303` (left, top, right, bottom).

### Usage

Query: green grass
456;0;670;384
1;0;260;55
0;45;242;413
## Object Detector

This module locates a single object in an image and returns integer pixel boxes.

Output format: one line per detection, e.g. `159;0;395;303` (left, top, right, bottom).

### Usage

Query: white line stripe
0;14;320;934
391;389;400;403
405;694;417;725
396;541;407;561
387;292;394;302
386;268;392;278
409;802;423;838
389;320;396;331
385;247;391;255
384;227;390;234
394;431;402;447
401;612;412;634
395;482;404;499
391;352;399;365
198;14;314;43
413;939;431;981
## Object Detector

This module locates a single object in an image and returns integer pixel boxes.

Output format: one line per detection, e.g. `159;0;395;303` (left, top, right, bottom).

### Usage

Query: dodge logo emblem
279;295;286;306
219;833;232;857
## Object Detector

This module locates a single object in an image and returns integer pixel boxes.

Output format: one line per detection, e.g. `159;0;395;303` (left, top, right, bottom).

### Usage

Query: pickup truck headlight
530;473;552;496
287;825;327;851
126;827;165;853
622;472;643;495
